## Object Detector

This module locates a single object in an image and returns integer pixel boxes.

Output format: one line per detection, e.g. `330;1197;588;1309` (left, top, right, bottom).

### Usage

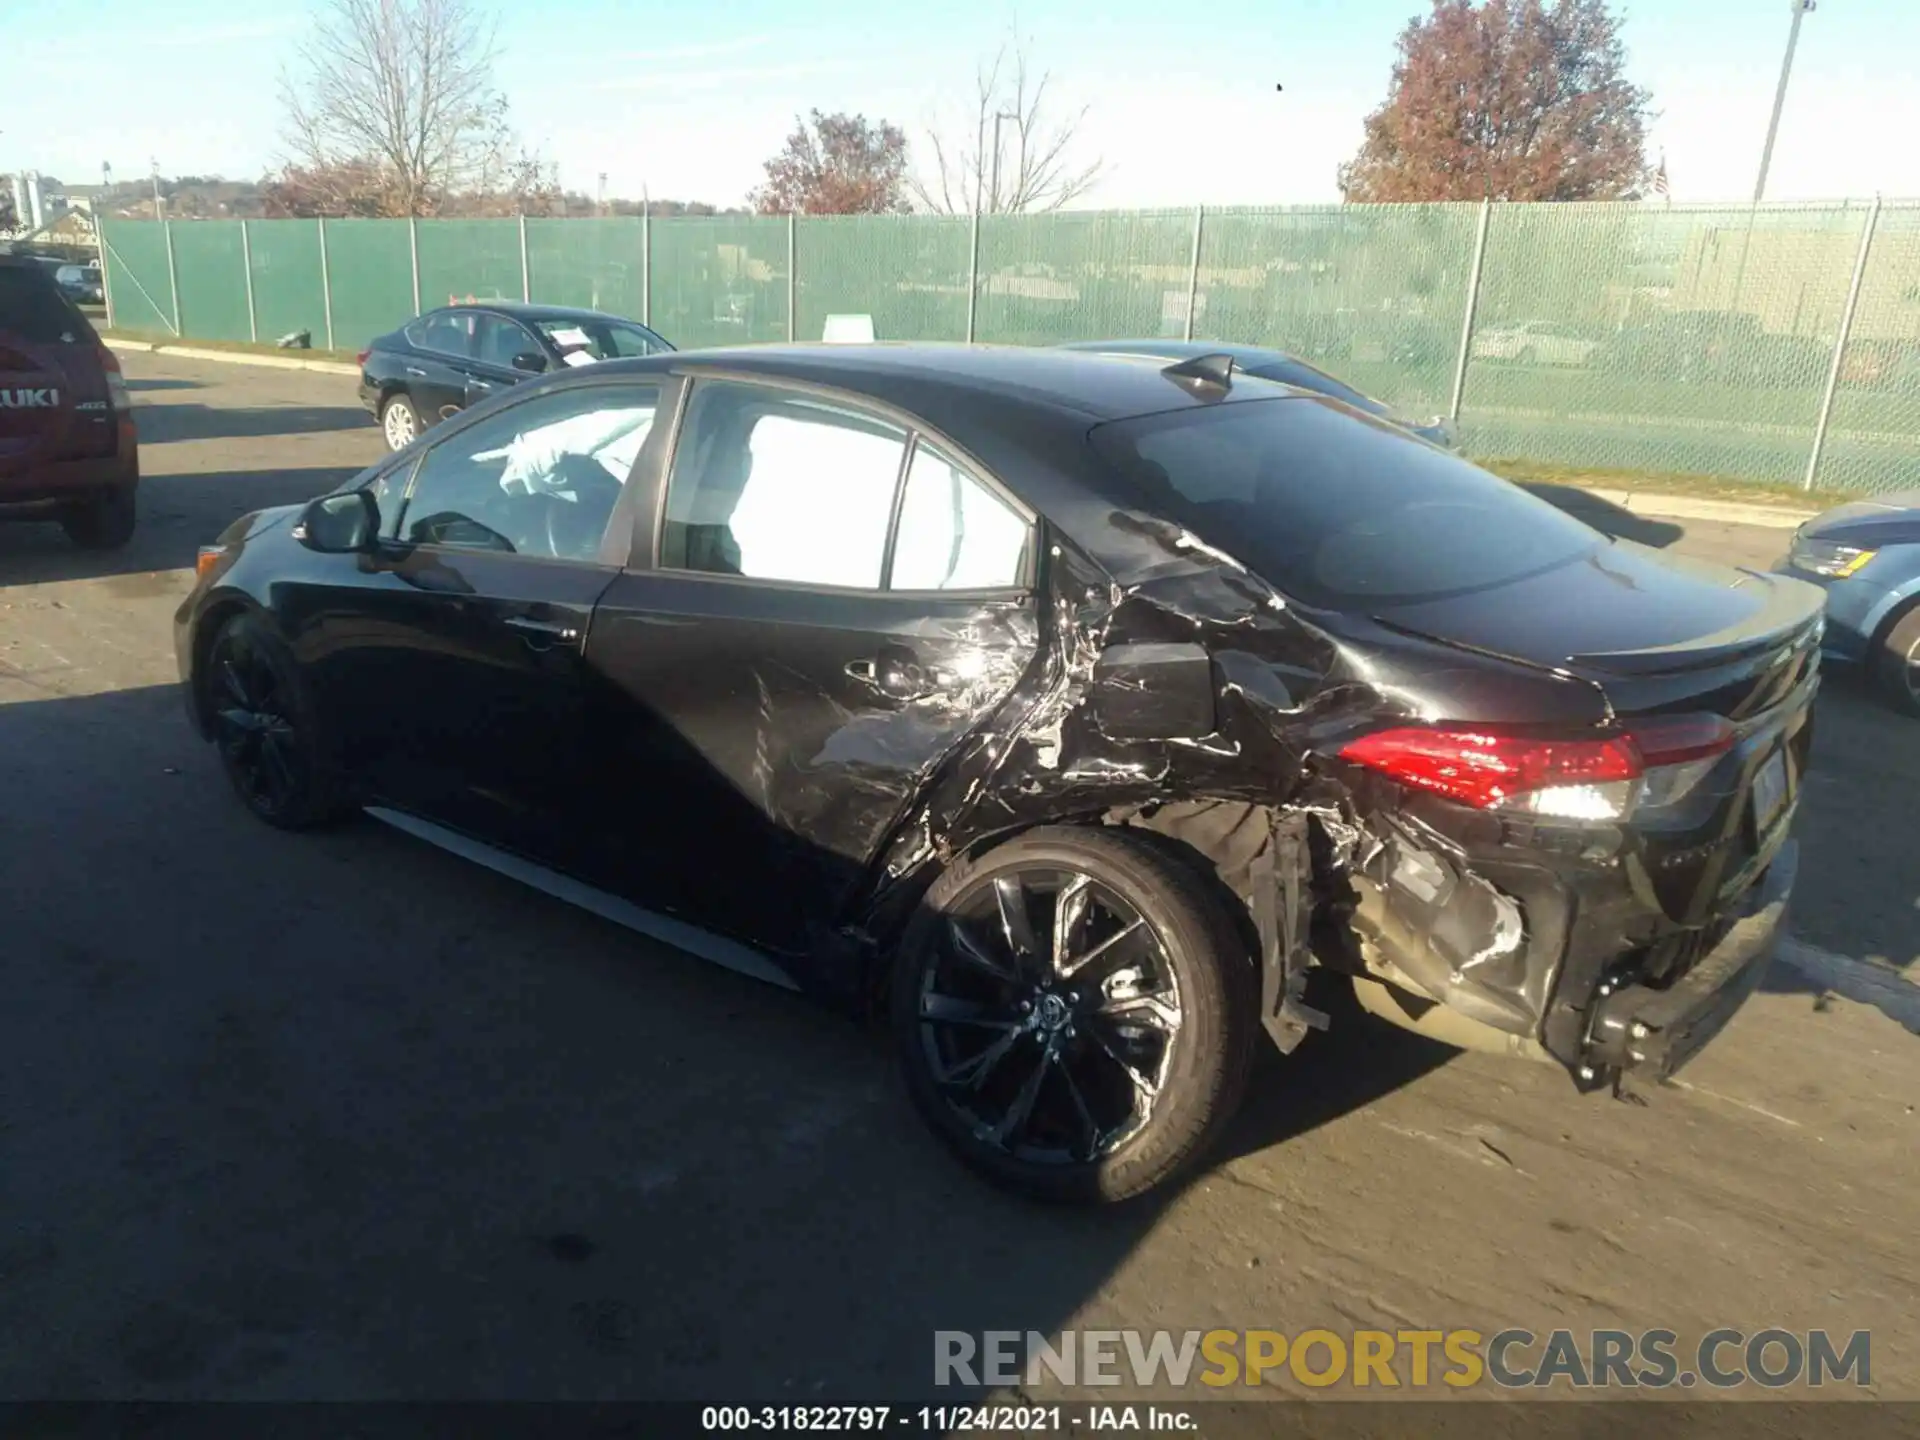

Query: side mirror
295;490;380;553
511;351;547;374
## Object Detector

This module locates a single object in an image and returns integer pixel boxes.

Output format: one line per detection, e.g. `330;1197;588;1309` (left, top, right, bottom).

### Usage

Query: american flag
1653;155;1671;200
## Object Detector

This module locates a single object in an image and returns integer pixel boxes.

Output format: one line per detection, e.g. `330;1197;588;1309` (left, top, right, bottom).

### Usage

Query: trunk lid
1368;538;1824;721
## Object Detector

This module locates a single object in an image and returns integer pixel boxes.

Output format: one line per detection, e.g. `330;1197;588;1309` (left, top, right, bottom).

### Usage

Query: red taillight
1341;727;1641;812
1340;714;1737;822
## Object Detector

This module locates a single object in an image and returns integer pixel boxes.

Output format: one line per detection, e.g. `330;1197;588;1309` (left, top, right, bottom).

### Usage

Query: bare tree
277;0;516;217
912;36;1103;214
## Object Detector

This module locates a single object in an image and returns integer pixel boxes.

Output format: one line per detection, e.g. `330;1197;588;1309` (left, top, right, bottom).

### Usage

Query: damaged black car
174;345;1822;1204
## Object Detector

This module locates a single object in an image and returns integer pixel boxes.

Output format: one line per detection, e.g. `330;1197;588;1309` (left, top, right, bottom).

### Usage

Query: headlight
1788;538;1876;578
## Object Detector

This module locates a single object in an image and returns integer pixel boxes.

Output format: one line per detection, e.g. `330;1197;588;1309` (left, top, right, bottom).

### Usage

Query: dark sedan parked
178;345;1818;1203
357;302;672;451
1057;338;1458;448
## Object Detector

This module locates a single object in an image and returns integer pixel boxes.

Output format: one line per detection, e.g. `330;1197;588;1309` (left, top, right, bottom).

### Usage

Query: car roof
625;342;1301;422
1057;338;1306;370
434;301;647;326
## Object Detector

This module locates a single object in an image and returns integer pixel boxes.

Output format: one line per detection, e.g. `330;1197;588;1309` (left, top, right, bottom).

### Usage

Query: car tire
380;392;422;451
199;612;354;830
890;825;1259;1205
1873;604;1920;718
60;486;136;550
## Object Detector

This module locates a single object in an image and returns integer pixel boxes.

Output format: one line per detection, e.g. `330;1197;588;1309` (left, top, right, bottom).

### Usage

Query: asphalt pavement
1;353;1915;1406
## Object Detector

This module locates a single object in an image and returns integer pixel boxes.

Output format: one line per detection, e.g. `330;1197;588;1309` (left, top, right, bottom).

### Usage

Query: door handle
846;648;927;699
502;614;582;648
469;379;496;391
405;366;428;377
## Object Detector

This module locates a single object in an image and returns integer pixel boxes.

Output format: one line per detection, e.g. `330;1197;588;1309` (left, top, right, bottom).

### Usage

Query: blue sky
8;0;1920;208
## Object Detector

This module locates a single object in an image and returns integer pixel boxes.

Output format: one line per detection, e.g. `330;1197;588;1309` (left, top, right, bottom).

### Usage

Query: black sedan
357;302;672;451
178;345;1818;1203
1057;338;1458;448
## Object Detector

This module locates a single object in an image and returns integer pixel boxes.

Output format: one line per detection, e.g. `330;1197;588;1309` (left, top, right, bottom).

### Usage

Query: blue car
1777;491;1920;715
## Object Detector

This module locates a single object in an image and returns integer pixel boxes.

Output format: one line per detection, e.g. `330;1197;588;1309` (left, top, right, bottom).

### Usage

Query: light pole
989;110;1019;214
150;157;163;220
1754;0;1817;204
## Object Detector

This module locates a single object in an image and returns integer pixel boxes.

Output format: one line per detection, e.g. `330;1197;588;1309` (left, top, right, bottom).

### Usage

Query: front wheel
891;826;1259;1204
1874;605;1920;718
61;486;136;550
200;613;353;830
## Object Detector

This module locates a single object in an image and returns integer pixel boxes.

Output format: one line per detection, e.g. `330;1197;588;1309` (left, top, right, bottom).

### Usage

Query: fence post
240;220;258;342
1806;194;1882;492
641;209;652;327
1448;198;1493;425
1184;206;1205;343
518;214;531;302
317;217;335;352
163;220;182;337
100;225;118;330
965;209;981;343
788;212;798;342
409;217;421;316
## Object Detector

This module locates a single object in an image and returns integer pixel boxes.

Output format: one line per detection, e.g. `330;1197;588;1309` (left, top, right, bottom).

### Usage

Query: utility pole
1754;0;1817;203
597;172;607;216
150;157;163;221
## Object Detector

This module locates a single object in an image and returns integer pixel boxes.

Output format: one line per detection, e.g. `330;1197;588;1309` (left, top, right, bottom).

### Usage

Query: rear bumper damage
1583;839;1794;1080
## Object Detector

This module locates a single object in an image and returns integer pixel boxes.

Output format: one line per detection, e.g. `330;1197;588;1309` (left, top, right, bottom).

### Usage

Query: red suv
0;256;139;548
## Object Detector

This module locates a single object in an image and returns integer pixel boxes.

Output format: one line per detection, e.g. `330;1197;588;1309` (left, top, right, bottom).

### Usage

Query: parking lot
2;352;1917;1404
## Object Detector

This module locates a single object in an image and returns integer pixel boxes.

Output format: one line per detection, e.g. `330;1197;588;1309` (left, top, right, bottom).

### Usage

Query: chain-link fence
99;200;1920;494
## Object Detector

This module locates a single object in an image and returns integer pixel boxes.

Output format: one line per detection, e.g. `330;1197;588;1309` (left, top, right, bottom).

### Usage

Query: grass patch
100;329;361;366
1481;457;1848;511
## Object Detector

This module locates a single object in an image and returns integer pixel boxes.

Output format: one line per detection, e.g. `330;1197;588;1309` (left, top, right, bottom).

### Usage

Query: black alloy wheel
202;615;348;830
893;826;1258;1204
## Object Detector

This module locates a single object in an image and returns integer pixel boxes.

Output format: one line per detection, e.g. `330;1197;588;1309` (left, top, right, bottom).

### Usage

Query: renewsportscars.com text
935;1327;1872;1390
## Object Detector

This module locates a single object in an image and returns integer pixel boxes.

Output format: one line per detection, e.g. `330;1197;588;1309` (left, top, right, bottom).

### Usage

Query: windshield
534;318;665;365
1087;397;1601;611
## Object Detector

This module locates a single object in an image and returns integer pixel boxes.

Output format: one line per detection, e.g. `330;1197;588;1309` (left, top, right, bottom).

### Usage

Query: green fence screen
100;201;1920;494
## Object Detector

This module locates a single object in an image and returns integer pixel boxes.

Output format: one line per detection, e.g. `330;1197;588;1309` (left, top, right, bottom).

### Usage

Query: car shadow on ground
0;465;359;588
0;681;1467;1402
1517;482;1685;547
1759;672;1920;1034
133;404;374;444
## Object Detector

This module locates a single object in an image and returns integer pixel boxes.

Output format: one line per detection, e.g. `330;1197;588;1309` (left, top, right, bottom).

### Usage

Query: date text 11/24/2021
700;1406;1195;1432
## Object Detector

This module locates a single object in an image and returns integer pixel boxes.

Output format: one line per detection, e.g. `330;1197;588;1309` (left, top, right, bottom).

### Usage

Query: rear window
0;265;87;344
1087;397;1601;610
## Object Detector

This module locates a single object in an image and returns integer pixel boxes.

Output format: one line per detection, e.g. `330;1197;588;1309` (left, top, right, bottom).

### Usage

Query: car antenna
1160;352;1235;396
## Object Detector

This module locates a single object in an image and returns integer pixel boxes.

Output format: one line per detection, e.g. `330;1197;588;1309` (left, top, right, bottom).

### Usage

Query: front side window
660;381;907;588
474;314;539;370
395;383;659;563
890;442;1029;591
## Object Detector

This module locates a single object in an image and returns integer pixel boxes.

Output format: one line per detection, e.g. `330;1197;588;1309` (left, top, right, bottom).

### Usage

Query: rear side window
0;266;86;343
1088;397;1601;610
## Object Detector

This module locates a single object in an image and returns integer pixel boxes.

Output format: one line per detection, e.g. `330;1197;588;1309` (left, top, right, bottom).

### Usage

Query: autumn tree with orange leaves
753;111;912;215
1340;0;1652;203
